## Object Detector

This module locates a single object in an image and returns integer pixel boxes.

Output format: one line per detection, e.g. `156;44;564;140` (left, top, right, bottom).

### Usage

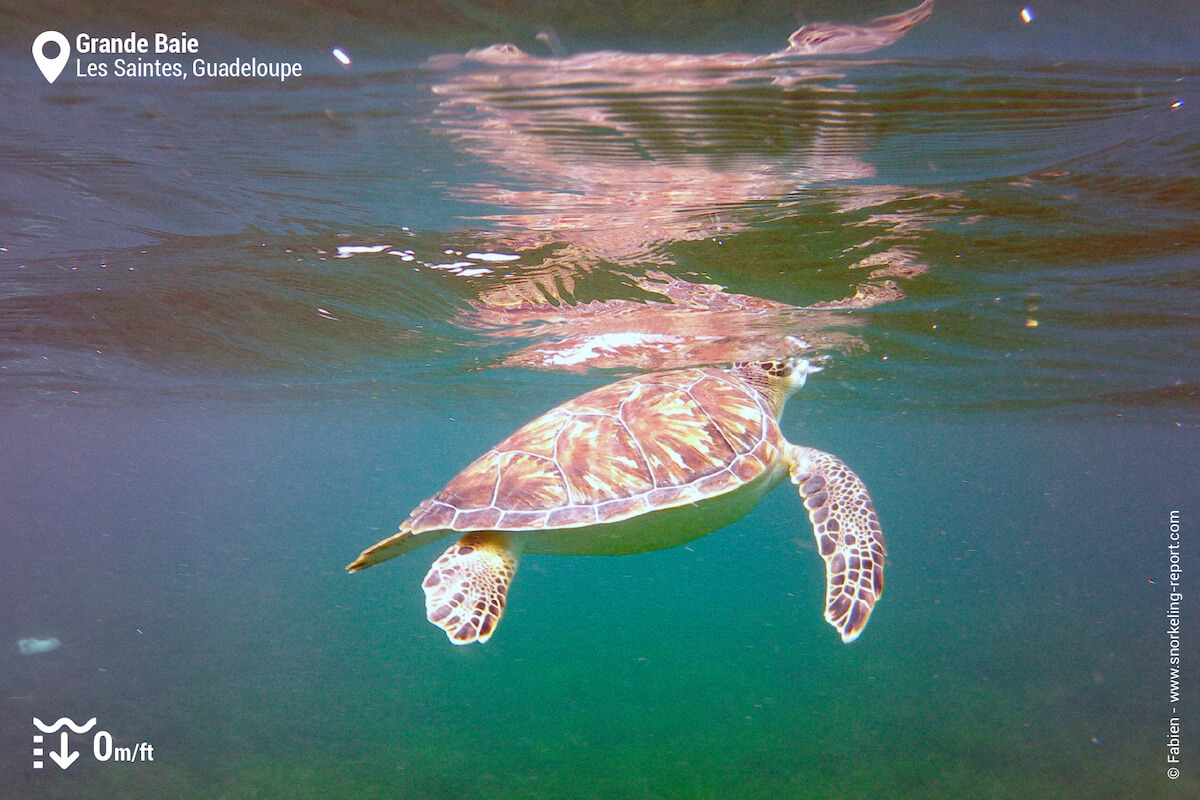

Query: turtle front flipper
786;445;886;643
422;532;522;645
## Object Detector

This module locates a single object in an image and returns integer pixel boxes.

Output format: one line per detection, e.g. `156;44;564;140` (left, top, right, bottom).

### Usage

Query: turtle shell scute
403;367;781;534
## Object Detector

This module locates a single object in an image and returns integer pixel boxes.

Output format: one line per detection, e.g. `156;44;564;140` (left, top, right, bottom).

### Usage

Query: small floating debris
1020;8;1034;24
17;637;61;656
332;47;352;67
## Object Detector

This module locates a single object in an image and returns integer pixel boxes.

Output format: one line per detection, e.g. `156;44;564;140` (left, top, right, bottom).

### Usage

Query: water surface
1;2;1198;798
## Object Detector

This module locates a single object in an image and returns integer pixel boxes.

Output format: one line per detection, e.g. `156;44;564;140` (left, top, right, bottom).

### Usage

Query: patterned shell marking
405;368;780;534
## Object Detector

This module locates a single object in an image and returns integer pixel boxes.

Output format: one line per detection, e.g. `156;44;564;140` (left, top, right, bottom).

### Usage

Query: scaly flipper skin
787;445;886;642
422;532;521;644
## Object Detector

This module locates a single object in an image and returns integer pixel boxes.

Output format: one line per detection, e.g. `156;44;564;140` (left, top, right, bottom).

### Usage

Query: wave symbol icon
33;717;98;734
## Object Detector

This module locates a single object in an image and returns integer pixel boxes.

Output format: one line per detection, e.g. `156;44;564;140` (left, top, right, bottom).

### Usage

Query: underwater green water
2;2;1198;798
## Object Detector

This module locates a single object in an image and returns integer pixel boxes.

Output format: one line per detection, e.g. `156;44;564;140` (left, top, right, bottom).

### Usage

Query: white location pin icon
33;31;70;84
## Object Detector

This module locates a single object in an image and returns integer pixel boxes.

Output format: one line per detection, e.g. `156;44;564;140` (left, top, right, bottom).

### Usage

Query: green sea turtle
348;359;885;644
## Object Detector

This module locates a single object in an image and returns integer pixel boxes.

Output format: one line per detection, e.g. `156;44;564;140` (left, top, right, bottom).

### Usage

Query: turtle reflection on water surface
349;359;885;645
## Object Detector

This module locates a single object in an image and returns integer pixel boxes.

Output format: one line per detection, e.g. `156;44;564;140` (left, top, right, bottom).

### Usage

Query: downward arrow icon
49;731;78;769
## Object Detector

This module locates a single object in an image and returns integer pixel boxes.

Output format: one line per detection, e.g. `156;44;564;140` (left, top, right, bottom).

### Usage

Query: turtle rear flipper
423;533;522;644
346;529;424;572
787;445;886;643
347;499;459;572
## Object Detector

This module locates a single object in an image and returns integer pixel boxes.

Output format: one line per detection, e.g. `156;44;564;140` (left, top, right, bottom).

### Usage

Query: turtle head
730;357;823;418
